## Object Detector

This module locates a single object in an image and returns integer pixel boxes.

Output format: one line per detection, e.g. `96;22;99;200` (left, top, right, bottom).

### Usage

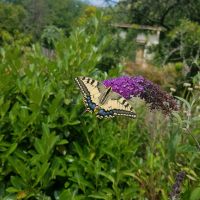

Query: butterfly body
75;76;136;119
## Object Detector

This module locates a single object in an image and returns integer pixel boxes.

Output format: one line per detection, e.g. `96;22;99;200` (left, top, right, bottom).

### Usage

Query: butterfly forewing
74;76;103;104
101;94;136;118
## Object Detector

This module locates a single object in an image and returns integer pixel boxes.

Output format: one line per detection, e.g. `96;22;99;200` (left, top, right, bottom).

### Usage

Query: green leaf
0;99;10;117
192;116;200;122
178;144;198;153
67;120;80;126
2;193;17;200
8;157;29;182
34;123;59;156
58;189;76;199
88;193;107;199
73;142;83;157
175;96;191;110
28;86;44;107
34;162;50;186
98;172;115;183
5;143;18;157
190;187;200;200
172;111;183;127
10;176;27;189
57;139;68;145
34;138;45;155
6;187;20;193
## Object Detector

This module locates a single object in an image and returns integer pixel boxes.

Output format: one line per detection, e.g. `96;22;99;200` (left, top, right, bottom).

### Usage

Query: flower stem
185;127;200;151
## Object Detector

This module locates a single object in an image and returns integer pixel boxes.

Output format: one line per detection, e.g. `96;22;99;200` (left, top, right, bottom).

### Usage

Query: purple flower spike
103;76;178;115
103;76;145;99
170;171;186;199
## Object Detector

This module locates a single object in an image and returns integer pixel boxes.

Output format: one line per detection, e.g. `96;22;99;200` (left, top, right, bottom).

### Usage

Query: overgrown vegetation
0;0;200;199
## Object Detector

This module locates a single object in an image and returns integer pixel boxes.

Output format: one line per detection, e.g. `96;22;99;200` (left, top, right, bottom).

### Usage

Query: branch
184;127;200;151
162;47;181;66
160;0;180;29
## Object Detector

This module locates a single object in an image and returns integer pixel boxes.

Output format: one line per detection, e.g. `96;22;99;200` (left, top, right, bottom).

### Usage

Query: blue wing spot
98;109;107;116
108;110;114;115
86;96;91;100
86;96;96;111
98;109;114;117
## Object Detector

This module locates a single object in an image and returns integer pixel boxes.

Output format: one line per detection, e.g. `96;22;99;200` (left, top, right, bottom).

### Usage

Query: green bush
41;26;64;49
0;19;112;199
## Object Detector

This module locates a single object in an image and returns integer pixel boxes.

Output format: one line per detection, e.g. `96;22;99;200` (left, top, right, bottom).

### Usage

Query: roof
111;23;166;32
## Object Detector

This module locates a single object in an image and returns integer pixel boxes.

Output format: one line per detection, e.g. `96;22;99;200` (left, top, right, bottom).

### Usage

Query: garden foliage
0;15;200;200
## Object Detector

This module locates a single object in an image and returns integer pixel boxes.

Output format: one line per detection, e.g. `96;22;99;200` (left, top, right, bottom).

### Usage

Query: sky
85;0;118;7
89;0;108;6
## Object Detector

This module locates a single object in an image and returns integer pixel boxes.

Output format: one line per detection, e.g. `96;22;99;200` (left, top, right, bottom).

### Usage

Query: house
112;23;166;68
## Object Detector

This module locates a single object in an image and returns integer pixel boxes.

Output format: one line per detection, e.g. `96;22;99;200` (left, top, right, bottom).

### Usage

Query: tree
41;25;64;49
0;0;86;40
18;0;85;38
155;20;200;76
0;2;26;33
108;0;200;30
46;0;85;34
22;0;48;39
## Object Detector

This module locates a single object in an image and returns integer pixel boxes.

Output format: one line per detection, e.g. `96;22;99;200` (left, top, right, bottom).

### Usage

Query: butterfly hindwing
98;93;136;118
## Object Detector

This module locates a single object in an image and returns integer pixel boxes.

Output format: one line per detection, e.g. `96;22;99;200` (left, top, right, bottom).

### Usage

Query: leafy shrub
0;18;111;199
41;26;64;49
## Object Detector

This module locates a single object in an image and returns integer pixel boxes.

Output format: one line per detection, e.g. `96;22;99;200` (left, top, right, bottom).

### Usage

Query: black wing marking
74;77;91;97
112;109;136;118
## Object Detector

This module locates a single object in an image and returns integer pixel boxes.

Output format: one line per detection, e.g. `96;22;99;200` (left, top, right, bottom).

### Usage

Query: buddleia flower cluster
170;171;186;200
103;76;178;115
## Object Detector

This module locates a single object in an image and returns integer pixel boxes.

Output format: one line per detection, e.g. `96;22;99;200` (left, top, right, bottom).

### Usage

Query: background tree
109;0;200;30
0;0;86;39
0;2;26;33
0;2;27;45
24;0;48;38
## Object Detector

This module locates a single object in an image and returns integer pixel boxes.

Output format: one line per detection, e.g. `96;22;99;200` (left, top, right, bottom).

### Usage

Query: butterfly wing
74;76;105;111
75;76;136;119
97;91;136;119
